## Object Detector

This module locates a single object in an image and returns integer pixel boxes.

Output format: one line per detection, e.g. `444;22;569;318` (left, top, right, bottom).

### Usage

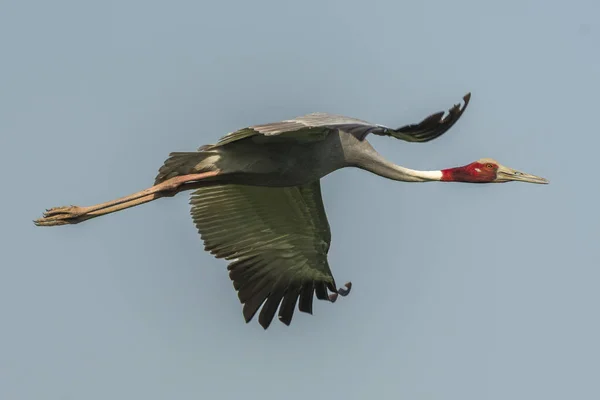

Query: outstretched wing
202;92;471;150
190;180;345;329
376;92;471;142
204;112;378;149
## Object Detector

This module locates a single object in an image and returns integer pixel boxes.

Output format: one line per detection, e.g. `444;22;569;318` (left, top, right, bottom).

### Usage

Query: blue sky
1;0;599;399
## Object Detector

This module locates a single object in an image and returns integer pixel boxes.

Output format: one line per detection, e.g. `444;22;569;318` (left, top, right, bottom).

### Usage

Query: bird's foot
328;282;352;303
34;205;86;226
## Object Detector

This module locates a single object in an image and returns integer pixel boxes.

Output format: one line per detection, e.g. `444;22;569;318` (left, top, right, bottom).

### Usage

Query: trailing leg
34;171;220;227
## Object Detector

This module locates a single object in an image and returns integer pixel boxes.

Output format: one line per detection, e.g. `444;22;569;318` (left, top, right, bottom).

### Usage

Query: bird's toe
43;205;82;218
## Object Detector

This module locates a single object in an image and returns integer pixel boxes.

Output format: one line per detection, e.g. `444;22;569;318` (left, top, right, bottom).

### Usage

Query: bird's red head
441;158;499;183
441;158;548;184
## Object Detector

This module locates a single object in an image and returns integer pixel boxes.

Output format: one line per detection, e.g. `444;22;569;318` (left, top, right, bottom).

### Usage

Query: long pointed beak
496;167;549;184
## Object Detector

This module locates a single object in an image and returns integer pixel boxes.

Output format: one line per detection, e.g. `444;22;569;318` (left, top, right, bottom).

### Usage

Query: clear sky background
1;0;598;399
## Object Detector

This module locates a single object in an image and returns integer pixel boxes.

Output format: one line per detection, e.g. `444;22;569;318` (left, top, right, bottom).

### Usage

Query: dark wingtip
277;290;299;326
338;281;352;296
393;92;471;143
328;281;352;302
298;285;314;315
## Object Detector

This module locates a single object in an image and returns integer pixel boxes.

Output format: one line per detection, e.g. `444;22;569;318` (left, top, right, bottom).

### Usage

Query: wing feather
203;112;382;149
189;180;341;329
378;92;471;142
202;93;470;149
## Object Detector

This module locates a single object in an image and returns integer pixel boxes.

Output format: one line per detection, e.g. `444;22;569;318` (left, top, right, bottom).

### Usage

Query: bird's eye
486;163;494;169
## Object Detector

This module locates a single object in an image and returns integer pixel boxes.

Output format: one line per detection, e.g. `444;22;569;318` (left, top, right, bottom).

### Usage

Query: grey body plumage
156;93;470;188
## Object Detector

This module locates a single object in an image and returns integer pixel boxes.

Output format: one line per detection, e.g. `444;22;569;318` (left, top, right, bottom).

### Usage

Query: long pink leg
34;171;220;227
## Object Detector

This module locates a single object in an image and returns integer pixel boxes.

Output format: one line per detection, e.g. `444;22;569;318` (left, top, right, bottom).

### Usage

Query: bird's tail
154;149;218;185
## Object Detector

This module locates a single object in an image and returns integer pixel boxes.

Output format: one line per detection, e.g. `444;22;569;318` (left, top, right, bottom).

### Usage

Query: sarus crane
34;92;548;329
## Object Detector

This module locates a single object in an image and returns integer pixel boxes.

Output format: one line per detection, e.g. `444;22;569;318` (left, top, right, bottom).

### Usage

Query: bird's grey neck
345;140;442;183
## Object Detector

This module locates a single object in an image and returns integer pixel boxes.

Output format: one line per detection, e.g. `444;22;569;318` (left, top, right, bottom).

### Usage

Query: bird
34;92;548;329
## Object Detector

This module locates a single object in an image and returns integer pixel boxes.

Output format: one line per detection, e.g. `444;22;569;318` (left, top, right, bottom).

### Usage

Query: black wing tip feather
328;282;352;303
277;289;300;326
230;276;352;329
392;91;471;143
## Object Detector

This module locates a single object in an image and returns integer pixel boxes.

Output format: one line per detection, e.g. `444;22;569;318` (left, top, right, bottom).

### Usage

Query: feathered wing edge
199;92;471;150
189;182;351;329
382;92;471;143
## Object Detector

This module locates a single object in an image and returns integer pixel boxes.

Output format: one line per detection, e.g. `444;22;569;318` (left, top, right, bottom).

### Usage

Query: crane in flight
34;92;548;329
